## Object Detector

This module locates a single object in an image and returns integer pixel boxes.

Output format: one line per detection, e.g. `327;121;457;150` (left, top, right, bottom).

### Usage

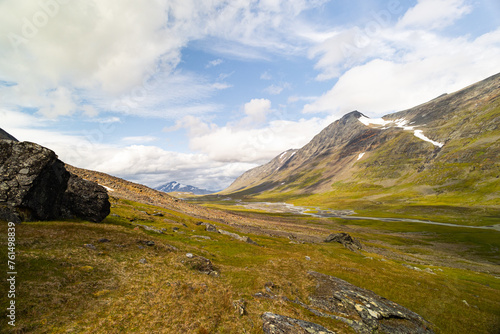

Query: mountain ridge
220;73;500;209
155;181;215;195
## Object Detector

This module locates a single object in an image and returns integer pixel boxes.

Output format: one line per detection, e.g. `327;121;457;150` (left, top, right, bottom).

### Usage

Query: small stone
462;300;469;307
139;258;147;264
146;241;155;246
173;227;179;232
98;238;111;243
305;256;311;261
19;168;29;174
84;244;97;250
152;212;164;217
233;299;247;316
186;253;194;258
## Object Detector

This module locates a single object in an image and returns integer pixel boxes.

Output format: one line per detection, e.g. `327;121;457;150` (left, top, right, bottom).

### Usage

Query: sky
1;0;499;191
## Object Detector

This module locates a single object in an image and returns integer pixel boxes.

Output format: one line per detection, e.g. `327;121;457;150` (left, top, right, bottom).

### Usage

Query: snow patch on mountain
358;116;444;147
413;130;444;147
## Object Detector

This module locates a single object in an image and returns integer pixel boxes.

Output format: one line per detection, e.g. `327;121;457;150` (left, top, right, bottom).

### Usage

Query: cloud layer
1;0;499;190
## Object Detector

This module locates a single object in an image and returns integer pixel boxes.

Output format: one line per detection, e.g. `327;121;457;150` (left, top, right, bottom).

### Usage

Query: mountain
156;181;215;195
222;73;500;209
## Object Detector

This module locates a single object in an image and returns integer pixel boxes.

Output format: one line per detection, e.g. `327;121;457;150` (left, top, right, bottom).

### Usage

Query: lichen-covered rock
183;254;217;275
306;271;434;334
324;232;362;251
61;173;110;222
261;312;335;334
0;139;110;223
218;229;259;245
0;128;18;141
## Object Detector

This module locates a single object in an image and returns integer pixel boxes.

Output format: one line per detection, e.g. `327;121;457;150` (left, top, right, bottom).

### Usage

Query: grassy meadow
1;196;499;333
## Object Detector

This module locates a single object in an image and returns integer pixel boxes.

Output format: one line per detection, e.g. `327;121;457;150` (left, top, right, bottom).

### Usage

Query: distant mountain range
155;181;215;195
222;73;500;209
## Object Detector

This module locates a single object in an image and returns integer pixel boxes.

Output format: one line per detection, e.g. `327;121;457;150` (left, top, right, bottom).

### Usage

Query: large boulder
324;232;362;251
261;312;335;334
305;271;434;334
0;139;110;223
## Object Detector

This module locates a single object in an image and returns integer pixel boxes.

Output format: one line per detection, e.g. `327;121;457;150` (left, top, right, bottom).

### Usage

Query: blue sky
1;0;499;190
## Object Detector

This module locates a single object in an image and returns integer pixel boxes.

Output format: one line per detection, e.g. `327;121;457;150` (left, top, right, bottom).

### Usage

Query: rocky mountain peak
222;72;500;198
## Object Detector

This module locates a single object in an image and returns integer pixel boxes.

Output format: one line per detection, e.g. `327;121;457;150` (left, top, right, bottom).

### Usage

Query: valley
1;73;499;333
1;191;499;333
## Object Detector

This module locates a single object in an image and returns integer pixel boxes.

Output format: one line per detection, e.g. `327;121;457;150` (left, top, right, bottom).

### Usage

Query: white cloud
260;71;272;80
1;0;323;120
305;2;500;116
170;98;336;164
242;98;273;124
264;83;290;95
206;59;223;68
0;109;252;190
187;116;334;163
121;136;158;144
397;0;472;30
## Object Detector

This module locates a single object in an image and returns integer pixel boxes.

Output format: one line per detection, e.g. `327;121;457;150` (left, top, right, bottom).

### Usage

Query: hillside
2;162;499;333
221;73;500;213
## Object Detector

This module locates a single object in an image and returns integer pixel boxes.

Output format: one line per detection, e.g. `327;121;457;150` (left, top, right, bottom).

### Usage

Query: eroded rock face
306;271;434;334
261;312;336;334
0;140;110;223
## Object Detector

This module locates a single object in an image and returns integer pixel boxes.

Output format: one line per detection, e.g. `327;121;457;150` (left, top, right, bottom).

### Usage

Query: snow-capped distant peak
155;181;215;195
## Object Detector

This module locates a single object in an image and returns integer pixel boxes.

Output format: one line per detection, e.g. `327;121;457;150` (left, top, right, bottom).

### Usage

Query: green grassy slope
1;197;499;333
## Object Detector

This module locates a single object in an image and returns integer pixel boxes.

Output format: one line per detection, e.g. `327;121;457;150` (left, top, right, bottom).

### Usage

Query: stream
242;201;500;231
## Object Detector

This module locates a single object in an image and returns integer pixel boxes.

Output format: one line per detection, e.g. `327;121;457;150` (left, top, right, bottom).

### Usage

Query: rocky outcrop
0;139;110;223
182;253;217;275
305;271;434;334
261;312;335;334
0;128;17;141
324;233;362;251
218;229;259;245
61;173;110;222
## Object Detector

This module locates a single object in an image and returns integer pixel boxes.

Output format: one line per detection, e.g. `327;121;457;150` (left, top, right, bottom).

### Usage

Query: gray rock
0;140;110;223
218;229;259;245
324;233;362;251
191;235;211;240
305;271;434;334
201;222;218;232
261;312;335;334
233;299;247;316
0;128;18;141
139;258;147;264
60;173;110;223
183;254;216;275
